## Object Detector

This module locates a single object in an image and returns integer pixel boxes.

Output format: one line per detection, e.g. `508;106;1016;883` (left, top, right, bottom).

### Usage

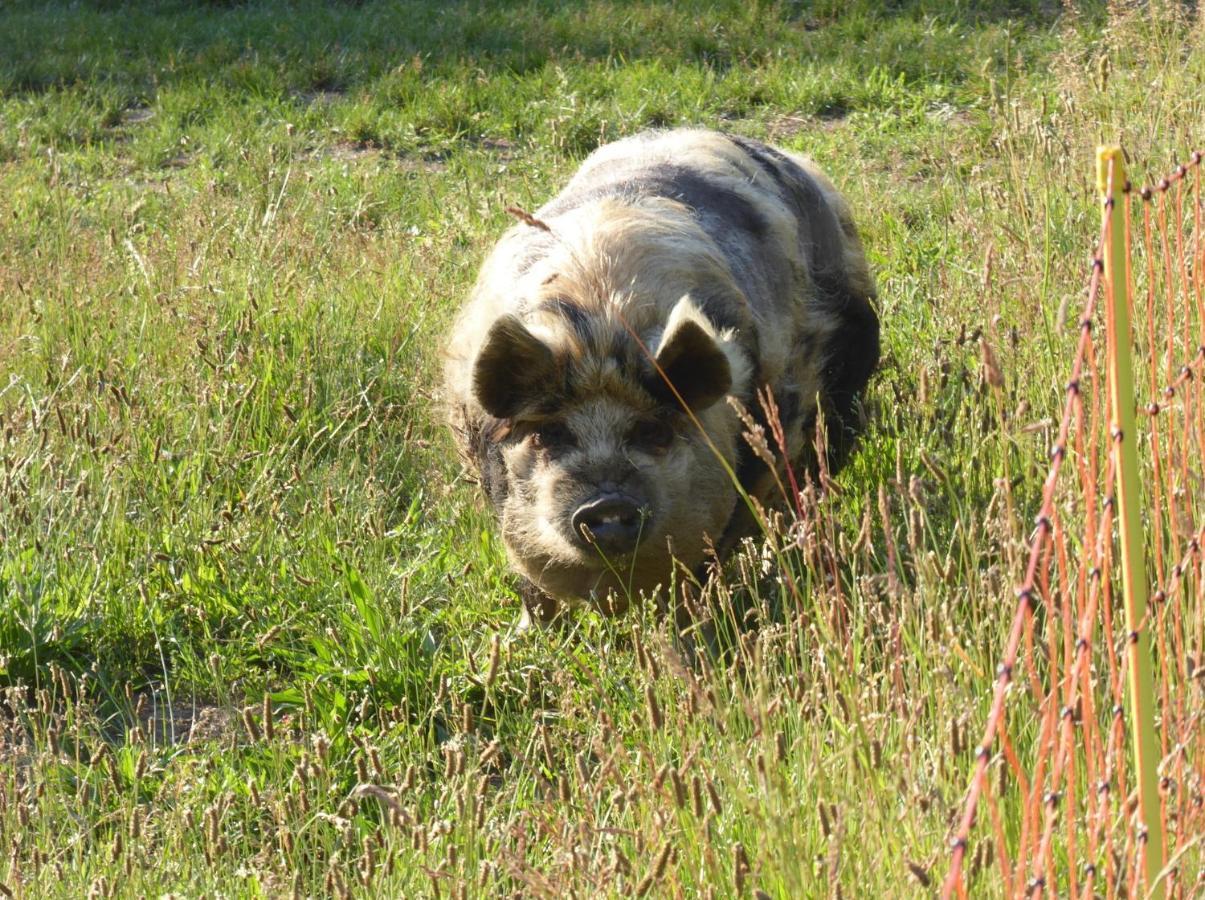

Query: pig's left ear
653;296;738;411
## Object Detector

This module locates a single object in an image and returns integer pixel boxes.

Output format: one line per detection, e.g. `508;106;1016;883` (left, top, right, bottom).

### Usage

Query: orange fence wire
942;150;1205;899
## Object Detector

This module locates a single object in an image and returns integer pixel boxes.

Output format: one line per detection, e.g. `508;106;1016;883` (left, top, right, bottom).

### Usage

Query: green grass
1;1;1202;897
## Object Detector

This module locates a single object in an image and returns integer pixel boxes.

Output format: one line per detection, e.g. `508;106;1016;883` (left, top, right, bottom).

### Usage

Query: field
1;1;1203;897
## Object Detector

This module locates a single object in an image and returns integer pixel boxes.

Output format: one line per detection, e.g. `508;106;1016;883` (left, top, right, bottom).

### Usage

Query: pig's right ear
472;315;557;419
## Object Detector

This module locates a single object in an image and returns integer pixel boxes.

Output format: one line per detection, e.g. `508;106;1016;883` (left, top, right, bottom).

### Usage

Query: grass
0;0;1202;897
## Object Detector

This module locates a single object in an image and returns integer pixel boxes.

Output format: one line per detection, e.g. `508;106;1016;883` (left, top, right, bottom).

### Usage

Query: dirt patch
925;102;972;127
293;89;346;107
766;103;971;142
766;114;814;140
131;692;237;746
479;136;516;160
121;106;155;126
755;112;850;142
316;141;450;174
310;133;516;172
325;140;380;162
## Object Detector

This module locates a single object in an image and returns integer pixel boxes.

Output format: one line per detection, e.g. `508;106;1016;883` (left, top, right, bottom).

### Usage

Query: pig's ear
653;296;733;411
473;315;557;419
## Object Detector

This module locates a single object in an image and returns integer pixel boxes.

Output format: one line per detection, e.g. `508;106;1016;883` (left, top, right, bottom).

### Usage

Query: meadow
1;1;1202;896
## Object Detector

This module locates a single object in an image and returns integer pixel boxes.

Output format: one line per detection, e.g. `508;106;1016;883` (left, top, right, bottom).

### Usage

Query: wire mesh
942;151;1205;899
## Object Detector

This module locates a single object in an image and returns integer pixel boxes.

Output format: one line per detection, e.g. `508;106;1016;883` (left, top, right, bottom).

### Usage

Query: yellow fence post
1096;145;1165;897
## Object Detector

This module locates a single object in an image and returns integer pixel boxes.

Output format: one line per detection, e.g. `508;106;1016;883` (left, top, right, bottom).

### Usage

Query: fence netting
943;151;1205;899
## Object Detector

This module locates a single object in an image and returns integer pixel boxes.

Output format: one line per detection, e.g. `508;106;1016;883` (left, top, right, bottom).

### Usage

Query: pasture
1;1;1202;896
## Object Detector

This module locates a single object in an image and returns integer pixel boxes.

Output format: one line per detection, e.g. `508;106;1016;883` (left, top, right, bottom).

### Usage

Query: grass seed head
906;859;931;887
979;337;1004;390
645;685;664;731
314;734;331;764
262;694;275;740
480;740;500;767
670;768;687;809
653;840;673;880
733;843;750;891
575;751;591;787
634;871;655;898
706;777;723;815
485;634;501;688
241;707;261;742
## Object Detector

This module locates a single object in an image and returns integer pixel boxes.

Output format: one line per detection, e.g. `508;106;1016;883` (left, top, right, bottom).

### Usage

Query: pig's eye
628;419;675;453
530;421;576;451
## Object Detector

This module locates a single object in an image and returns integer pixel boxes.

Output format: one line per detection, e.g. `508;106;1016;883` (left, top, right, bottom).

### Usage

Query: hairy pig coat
445;129;879;616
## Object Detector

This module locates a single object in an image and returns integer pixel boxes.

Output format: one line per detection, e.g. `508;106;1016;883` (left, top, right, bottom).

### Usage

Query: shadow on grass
0;0;1064;97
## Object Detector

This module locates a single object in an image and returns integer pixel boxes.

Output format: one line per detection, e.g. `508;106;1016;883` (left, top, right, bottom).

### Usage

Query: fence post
1096;145;1165;897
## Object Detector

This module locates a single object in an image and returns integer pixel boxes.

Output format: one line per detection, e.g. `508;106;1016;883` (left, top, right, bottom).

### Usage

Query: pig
444;129;879;621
